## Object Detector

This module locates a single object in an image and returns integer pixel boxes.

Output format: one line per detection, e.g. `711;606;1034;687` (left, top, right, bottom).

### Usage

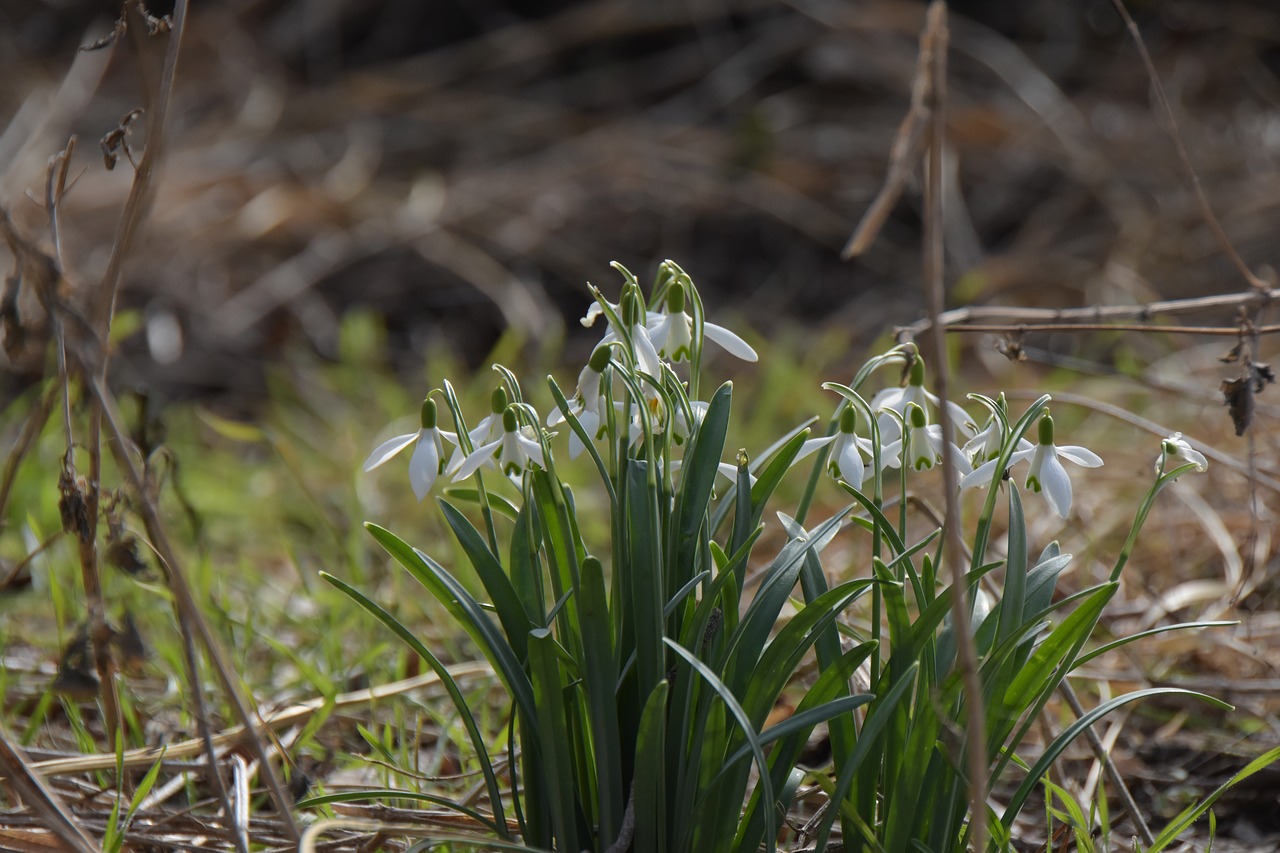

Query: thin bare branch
917;5;988;852
0;723;100;853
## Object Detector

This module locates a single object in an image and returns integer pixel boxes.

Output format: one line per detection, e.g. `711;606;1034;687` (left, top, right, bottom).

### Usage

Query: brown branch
941;321;1280;336
894;286;1280;341
1110;0;1267;293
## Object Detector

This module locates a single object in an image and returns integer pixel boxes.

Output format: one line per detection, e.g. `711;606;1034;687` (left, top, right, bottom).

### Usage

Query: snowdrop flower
871;358;975;444
647;280;757;363
1155;432;1208;476
964;395;1033;466
443;387;509;476
363;398;457;501
580;287;662;378
549;345;613;459
453;407;547;481
796;406;874;485
883;404;973;475
963;414;1102;519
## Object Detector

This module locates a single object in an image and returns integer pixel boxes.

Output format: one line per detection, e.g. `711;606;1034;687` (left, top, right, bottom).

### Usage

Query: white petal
581;302;604;327
1037;452;1073;519
408;433;441;501
834;437;866;484
516;432;546;468
451;438;503;481
703;321;758;362
632;325;663;376
363;432;419;472
795;434;837;462
959;456;1003;490
1055;445;1104;468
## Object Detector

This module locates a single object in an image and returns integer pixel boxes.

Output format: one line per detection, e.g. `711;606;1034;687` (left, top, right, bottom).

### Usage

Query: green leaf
321;571;509;835
440;500;533;659
528;628;583;852
633;680;670;853
1002;688;1233;827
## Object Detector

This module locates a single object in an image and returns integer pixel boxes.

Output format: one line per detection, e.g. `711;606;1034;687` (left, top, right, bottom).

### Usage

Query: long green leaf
1001;688;1232;827
633;680;670;853
528;628;583;852
320;571;509;835
364;524;540;743
440;500;533;658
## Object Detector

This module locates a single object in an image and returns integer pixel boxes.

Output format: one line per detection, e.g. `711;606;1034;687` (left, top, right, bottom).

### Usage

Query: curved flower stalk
871;356;975;443
363;397;457;501
962;413;1103;518
1155;432;1208;476
648;279;757;363
442;386;510;476
796;406;874;485
452;406;548;481
882;403;973;475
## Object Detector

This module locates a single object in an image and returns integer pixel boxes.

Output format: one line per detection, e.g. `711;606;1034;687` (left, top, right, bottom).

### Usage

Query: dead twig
0;723;100;853
916;6;988;852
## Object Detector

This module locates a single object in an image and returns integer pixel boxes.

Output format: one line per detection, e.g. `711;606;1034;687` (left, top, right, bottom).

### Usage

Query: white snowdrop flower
883;404;973;475
647;280;757;363
363;398;457;501
550;345;613;459
871;357;975;444
796;406;875;485
1155;432;1208;476
452;407;547;481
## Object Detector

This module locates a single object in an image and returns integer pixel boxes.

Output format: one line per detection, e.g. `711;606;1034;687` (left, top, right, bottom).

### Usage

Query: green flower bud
502;408;519;433
909;402;927;429
839;406;857;434
665;281;686;314
588;344;612;373
1038;414;1055;446
419;398;437;430
490;386;509;415
908;357;926;387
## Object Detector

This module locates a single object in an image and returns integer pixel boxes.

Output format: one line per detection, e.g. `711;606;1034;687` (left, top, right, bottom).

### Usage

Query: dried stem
0;723;100;853
917;5;988;852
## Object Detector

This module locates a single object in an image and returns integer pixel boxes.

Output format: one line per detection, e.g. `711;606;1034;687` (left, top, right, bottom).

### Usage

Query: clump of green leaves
336;260;1237;852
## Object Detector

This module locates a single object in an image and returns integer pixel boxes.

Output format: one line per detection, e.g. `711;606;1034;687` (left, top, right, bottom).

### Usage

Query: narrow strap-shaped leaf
578;556;625;844
365;524;540;742
528;628;583;853
440;500;533;659
320;571;509;836
995;486;1028;649
632;680;670;853
665;639;778;853
1000;688;1231;828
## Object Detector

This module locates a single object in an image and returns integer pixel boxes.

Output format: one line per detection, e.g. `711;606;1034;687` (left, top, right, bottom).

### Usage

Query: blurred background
2;0;1279;400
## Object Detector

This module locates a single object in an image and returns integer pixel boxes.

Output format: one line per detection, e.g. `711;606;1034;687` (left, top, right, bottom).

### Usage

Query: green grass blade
578;556;625;844
366;524;540;731
1144;744;1280;853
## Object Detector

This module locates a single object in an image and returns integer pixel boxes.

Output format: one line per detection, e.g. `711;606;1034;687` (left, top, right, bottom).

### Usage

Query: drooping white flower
882;403;973;475
871;357;975;444
796;406;875;485
363;398;458;501
647;280;757;363
549;345;613;459
1155;432;1208;476
964;414;1102;519
452;407;547;481
964;395;1033;466
442;386;509;476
